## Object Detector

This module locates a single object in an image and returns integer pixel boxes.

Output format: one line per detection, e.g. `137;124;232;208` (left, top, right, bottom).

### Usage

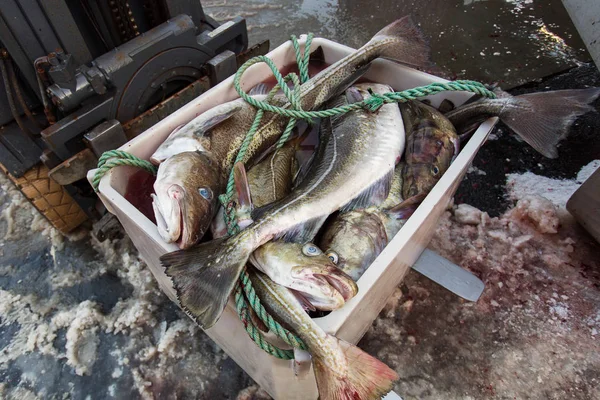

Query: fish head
152;151;222;249
251;242;358;310
319;211;388;281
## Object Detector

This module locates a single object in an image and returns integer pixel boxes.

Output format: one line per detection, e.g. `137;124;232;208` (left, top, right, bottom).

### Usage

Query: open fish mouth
289;264;358;310
151;185;185;244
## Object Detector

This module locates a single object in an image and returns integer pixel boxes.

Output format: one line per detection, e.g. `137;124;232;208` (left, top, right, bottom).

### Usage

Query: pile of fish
147;15;600;400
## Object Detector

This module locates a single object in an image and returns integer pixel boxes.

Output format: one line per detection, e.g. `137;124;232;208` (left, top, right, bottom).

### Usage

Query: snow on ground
360;161;600;399
506;159;600;208
0;173;252;399
0;151;598;399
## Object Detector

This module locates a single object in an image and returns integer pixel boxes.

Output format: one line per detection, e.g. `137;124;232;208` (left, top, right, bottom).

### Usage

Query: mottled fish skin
400;100;458;202
246;145;298;207
152;151;223;249
150;96;265;164
249;270;398;399
160;83;405;329
319;164;406;281
210;139;298;239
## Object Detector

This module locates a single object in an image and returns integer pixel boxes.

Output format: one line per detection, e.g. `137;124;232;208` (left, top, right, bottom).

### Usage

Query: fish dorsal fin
185;102;244;138
233;162;253;214
340;168;394;212
248;83;270;96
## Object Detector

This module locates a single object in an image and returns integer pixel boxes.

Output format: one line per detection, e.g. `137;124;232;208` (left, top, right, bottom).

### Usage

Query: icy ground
1;154;598;399
0;172;254;399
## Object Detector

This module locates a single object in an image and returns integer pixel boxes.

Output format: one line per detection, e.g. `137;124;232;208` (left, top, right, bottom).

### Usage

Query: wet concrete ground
1;1;599;399
205;0;591;88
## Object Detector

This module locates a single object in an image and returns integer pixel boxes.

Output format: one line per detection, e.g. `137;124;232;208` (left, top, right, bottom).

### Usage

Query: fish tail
370;15;431;68
503;88;600;158
161;234;255;328
312;336;398;400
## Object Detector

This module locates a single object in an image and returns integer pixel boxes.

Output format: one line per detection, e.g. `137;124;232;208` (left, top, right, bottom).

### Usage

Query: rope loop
92;149;157;191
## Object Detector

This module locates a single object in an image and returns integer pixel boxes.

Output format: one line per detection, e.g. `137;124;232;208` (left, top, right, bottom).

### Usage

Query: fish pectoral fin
248;83;270;96
385;193;426;219
340;168;395;212
233;162;253;214
280;215;329;243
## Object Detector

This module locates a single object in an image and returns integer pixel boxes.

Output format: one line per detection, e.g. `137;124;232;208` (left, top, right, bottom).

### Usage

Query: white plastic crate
88;35;497;399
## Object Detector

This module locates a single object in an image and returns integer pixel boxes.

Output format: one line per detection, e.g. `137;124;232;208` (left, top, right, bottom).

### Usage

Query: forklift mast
0;0;267;234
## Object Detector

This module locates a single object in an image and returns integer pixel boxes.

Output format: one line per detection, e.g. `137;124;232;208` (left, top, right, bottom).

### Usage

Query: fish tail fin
370;15;431;68
504;88;600;158
161;235;254;328
312;336;398;400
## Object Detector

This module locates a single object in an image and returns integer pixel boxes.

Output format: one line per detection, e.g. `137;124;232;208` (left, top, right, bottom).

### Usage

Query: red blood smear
124;170;157;224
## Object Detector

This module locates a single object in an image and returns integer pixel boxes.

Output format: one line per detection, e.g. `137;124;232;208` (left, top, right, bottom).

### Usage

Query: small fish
151;151;223;249
249;242;357;310
319;164;411;281
156;17;430;247
249;270;398;399
400;100;458;205
161;83;405;328
445;87;600;158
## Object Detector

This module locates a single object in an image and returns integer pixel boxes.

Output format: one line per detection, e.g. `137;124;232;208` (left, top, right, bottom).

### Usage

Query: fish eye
431;166;440;176
326;251;339;264
198;187;213;200
302;243;322;256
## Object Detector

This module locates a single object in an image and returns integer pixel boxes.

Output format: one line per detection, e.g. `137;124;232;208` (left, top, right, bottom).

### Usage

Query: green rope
92;32;498;360
92;150;157;191
234;274;295;359
240;269;308;350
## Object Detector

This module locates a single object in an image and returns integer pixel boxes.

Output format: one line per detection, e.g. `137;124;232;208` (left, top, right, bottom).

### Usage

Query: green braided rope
92;150;157;191
234;276;295;359
239;269;308;350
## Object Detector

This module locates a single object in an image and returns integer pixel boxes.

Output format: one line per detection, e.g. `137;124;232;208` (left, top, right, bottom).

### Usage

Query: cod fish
250;242;357;310
151;151;222;248
153;16;430;248
445;87;600;158
250;270;398;399
212;135;356;310
399;100;459;207
319;163;410;281
161;83;405;328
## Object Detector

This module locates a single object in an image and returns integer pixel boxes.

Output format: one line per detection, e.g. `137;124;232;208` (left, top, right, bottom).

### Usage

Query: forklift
0;0;267;237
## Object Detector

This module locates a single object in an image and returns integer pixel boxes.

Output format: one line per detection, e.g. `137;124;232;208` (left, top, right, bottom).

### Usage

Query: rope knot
364;93;387;112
